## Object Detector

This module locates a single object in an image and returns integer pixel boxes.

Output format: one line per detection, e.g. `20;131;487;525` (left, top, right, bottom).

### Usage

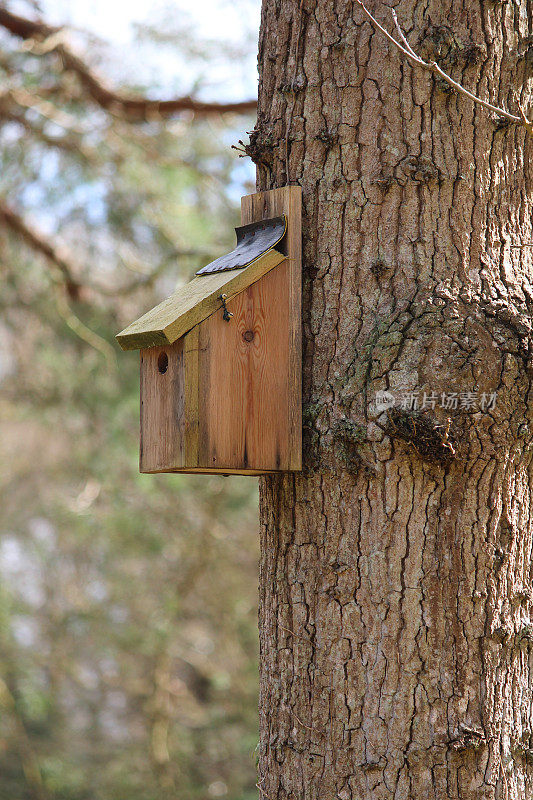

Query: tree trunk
255;1;533;798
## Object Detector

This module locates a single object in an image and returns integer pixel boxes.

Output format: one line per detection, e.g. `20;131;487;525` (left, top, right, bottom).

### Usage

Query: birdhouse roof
116;216;287;351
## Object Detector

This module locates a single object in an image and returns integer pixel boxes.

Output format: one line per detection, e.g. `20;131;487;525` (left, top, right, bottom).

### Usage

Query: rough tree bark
255;1;533;798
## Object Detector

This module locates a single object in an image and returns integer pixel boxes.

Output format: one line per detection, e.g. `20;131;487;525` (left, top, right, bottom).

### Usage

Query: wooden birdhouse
116;186;302;475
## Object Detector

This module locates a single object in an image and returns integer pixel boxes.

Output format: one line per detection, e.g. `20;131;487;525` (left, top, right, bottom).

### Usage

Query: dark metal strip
195;215;286;276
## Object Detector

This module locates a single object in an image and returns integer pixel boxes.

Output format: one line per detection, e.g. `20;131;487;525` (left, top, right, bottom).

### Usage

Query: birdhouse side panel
140;339;189;472
241;185;302;471
196;261;294;472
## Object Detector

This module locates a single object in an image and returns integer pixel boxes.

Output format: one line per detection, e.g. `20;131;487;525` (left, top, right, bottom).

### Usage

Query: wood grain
140;339;185;472
241;186;302;470
117;250;285;351
196;264;291;470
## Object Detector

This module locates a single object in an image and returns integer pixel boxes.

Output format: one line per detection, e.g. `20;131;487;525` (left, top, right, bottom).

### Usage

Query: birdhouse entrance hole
157;351;168;374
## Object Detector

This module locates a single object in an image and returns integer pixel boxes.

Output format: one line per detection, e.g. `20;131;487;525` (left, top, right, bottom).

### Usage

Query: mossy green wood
116;249;286;351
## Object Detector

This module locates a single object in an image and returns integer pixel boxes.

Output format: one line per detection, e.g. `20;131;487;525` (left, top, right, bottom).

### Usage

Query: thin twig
356;0;425;66
391;9;419;60
354;0;532;134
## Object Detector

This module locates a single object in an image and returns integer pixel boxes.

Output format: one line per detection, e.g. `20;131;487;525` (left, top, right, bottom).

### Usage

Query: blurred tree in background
0;2;260;798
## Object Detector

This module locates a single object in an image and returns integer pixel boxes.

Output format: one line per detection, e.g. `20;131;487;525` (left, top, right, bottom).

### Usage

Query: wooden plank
241;186;302;470
140;328;201;473
140;339;185;472
116;249;285;351
195;264;291;471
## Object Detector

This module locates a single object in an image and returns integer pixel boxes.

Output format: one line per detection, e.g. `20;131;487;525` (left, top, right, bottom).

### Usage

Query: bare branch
1;91;209;174
0;7;257;120
55;290;117;367
355;1;425;67
354;0;532;133
0;200;83;299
